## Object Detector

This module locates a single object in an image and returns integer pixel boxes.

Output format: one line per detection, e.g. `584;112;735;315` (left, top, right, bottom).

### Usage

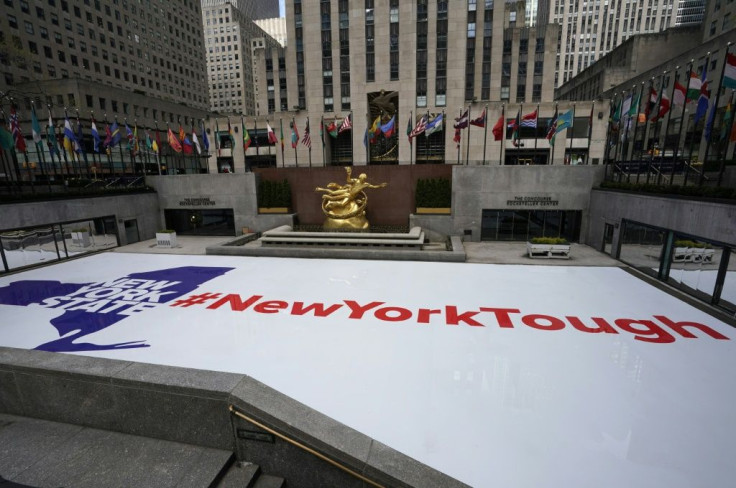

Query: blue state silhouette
0;266;232;352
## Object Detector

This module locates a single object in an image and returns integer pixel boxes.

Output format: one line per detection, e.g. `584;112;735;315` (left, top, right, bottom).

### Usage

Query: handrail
228;405;385;488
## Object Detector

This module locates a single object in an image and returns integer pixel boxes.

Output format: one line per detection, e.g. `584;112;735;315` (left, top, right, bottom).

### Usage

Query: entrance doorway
603;223;615;255
124;219;140;244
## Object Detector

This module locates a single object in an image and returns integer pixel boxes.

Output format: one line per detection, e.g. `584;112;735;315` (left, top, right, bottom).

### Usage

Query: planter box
71;231;91;248
156;232;178;248
415;207;451;215
258;207;291;214
527;242;571;259
673;247;715;263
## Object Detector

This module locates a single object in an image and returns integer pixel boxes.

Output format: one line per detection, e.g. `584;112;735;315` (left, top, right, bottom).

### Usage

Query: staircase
214;460;285;488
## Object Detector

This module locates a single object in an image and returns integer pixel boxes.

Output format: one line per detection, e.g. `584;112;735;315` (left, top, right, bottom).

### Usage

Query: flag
546;109;558;145
192;127;201;154
30;106;42;144
453;108;469;129
302;118;312;149
133;125;139;154
510;111;520;146
76;119;86;154
338;113;352;133
694;80;710;125
91;119;101;152
469;108;486;128
154;127;161;154
367;115;381;143
724;53;736;89
242;121;251;150
651;91;670;122
381;114;396;138
319;119;324;144
492;115;505;141
704;101;716;141
290;120;299;148
612;98;622;123
9;107;26;152
145;129;153;151
687;70;703;102
47;113;60;156
621;94;632;120
182;134;193;154
63;117;77;155
0;126;13;150
555;109;574;133
279;119;284;150
168;128;182;152
103;122;112;148
520;109;538;128
720;101;733;141
110;122;121;147
425;114;443;136
409;114;428;138
266;122;278;144
645;86;658;119
627;92;640;117
453;127;461;146
178;124;186;142
125;123;135;150
406;115;413;143
673;81;687;106
327;121;338;138
201;122;210;152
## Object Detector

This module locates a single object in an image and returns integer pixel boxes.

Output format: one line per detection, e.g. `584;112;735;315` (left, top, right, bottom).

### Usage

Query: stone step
252;474;286;488
215;461;260;488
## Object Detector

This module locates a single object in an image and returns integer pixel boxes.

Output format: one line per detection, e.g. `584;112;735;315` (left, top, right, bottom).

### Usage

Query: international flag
453;127;461;147
302;118;312;149
492;115;504;141
182;133;193;154
644;86;658;119
406;115;412;143
720;101;733;141
133;125;139;154
63;117;77;155
469;108;486;128
178;124;186;142
168;128;182;153
76;119;86;154
693;79;710;125
327;121;338;138
290;120;299;148
673;80;687;106
651;91;670;122
192;127;201;155
91;118;101;152
201;122;209;152
409;114;428;139
319;119;324;144
724;53;736;90
453;108;469;129
0;125;13;151
555;109;574;133
242;122;251;151
546;109;559;145
47;113;60;156
380;114;396;138
145;129;154;152
686;70;703;102
424;114;443;136
227;119;234;145
10;106;26;152
704;101;716;141
338;113;352;134
621;94;632;121
110;122;121;147
612;98;622;124
520;109;538;128
154;127;161;154
510;111;520;147
103;122;112;148
125;123;135;151
367;116;381;144
627;92;640;117
30;105;42;144
266;122;278;144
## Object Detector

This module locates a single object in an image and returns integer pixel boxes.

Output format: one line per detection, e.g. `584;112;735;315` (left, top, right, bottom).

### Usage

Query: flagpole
31;102;51;191
320;116;325;166
701;43;731;186
566;103;574;165
718;90;735;185
307;117;312;168
350;112;354;167
660;68;678;184
90;111;99;178
482;104;489;164
154;120;161;175
517;103;523;165
280;118;285;167
425;110;430;164
61;107;75;178
586;102;594;166
603;95;614;171
534;103;539;164
409;111;413;165
685;54;710;186
629;84;644;180
465;105;471;165
456;109;461;164
78;109;91;179
499;104;505;165
640;79;655;183
673;61;694;185
292;117;298;168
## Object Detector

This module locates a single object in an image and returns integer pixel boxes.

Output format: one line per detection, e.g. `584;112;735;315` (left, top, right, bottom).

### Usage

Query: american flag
338;113;352;133
409;114;428;139
302;118;312;149
10;106;27;152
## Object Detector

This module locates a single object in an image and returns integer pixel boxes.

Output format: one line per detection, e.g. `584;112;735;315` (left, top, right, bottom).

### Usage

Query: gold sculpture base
323;214;370;231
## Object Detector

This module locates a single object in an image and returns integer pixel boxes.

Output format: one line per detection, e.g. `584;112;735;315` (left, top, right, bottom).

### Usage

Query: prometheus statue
315;167;387;230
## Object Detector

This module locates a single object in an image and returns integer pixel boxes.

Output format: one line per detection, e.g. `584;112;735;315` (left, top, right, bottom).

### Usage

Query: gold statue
315;167;387;230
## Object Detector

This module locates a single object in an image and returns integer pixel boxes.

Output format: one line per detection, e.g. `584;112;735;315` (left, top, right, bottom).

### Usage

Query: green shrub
415;178;451;208
530;237;569;245
258;179;292;207
674;240;707;248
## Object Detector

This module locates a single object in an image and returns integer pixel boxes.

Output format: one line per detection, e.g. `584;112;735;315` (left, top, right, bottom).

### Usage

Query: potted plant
527;237;571;259
258;179;292;213
70;227;91;247
415;178;452;214
156;229;178;248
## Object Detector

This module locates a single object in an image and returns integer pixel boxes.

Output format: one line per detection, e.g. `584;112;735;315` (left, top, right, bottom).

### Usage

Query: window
8;15;18;29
